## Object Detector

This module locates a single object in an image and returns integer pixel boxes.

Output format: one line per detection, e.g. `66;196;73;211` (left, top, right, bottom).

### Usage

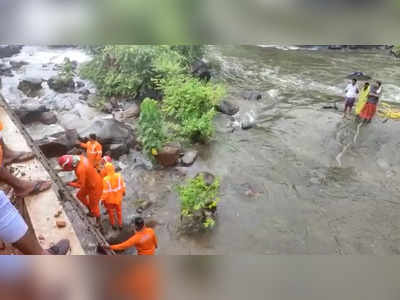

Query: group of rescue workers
0;118;157;255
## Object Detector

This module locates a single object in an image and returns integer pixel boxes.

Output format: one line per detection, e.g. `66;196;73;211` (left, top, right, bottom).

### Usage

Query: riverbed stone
242;91;262;101
14;104;49;124
39;112;58;125
156;144;182;167
78;88;90;96
101;102;113;113
216;100;239;115
108;143;129;159
35;129;79;158
0;63;13;77
48;75;75;93
182;150;198;166
9;60;28;69
17;77;43;97
0;45;22;58
114;103;140;121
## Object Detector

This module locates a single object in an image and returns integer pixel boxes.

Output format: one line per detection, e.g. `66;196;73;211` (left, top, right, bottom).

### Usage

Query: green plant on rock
61;57;75;80
160;75;225;143
138;98;166;158
178;174;220;230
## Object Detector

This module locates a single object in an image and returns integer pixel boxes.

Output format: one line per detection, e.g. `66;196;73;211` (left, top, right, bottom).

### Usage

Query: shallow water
2;45;400;254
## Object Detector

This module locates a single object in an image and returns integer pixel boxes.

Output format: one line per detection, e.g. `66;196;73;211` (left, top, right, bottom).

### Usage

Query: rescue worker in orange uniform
98;155;113;178
79;133;102;168
58;155;103;227
104;217;157;255
101;162;125;230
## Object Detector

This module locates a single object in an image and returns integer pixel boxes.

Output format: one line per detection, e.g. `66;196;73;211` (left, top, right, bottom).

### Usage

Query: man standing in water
343;79;359;119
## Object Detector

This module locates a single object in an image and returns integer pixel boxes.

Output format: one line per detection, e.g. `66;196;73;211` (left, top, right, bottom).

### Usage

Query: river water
1;45;400;254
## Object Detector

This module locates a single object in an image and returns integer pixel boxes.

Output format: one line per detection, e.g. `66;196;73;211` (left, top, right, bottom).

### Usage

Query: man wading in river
343;79;359;119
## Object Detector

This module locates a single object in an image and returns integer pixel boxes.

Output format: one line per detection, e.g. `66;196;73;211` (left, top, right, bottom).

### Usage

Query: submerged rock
35;129;79;158
216;100;239;115
242;91;263;101
17;77;43;97
13;104;54;125
47;76;75;93
0;45;22;58
156;143;182;167
182;150;198;166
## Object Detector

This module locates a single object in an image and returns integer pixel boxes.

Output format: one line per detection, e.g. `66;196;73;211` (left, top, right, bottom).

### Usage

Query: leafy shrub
160;75;225;142
169;45;206;66
178;174;220;230
80;45;202;98
60;57;75;80
392;45;400;58
138;98;166;158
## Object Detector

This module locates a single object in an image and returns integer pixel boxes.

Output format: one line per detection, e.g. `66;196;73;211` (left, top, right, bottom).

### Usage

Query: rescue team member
58;155;103;227
104;217;158;255
98;155;113;178
79;133;102;168
0;190;70;255
0;121;51;197
101;162;125;230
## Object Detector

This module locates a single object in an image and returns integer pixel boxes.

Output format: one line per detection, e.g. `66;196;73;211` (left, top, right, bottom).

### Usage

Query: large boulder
192;60;211;82
216;100;239;115
13;104;57;125
114;103;140;121
181;150;198;166
17;77;43;97
156;143;182;167
47;76;75;93
79;119;136;158
0;45;22;58
35;129;79;158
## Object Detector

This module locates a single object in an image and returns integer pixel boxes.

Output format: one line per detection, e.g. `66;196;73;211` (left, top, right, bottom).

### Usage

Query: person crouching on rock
101;162;125;230
58;155;103;228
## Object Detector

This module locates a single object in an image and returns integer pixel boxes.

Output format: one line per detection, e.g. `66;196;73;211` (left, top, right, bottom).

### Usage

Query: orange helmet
58;155;78;171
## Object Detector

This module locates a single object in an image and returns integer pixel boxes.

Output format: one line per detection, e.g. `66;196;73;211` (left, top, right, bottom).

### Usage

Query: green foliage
80;45;200;98
178;175;220;229
169;45;206;66
60;57;75;80
138;98;166;158
160;75;225;142
393;45;400;58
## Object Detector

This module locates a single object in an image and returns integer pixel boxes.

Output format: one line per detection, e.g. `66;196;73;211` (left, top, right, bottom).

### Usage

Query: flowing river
1;45;400;254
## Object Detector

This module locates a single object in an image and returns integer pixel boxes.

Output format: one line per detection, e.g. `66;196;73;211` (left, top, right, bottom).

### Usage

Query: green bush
178;174;220;230
392;45;400;57
160;75;225;143
138;98;166;158
60;57;75;80
80;45;205;98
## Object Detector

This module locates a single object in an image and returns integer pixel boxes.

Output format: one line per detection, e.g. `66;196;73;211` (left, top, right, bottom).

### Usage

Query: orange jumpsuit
110;226;158;255
80;140;102;168
101;163;125;227
68;155;103;218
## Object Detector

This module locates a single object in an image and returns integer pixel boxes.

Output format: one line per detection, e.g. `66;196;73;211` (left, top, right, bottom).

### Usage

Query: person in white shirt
343;79;359;118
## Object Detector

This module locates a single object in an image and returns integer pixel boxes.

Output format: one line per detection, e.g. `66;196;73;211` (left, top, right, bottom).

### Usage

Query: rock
54;210;62;218
108;143;129;160
242;91;262;101
47;76;75;93
9;61;28;69
101;102;113;113
192;60;211;82
0;45;22;58
0;63;13;77
182;150;198;166
78;88;90;96
216;100;239;115
135;84;162;101
56;220;66;228
79;95;88;101
75;81;85;88
38;235;45;241
17;77;43;97
39;112;57;125
195;172;215;186
114;103;140;121
136;200;153;213
86;94;99;108
156;143;182;167
35;129;79;158
13;104;49;124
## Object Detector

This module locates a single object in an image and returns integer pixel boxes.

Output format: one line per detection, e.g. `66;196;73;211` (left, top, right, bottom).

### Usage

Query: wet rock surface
35;129;79;158
0;45;22;58
17;77;43;97
181;150;198;166
216;100;239;115
47;76;75;93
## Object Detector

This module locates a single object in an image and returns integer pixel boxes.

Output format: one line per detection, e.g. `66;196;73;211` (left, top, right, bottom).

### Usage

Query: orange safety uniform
80;140;102;168
101;163;125;227
110;226;158;255
69;155;103;218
